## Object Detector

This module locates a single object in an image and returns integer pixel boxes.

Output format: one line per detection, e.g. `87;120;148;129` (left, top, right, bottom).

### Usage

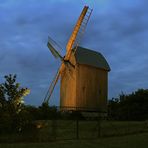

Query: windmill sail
73;7;93;49
47;36;63;61
43;67;61;104
65;6;93;61
66;6;88;52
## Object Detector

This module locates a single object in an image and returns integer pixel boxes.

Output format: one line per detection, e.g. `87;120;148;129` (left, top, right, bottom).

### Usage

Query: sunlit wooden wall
60;55;108;112
76;64;108;112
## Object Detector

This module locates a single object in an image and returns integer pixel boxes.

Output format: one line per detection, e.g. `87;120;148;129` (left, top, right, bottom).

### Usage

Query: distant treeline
108;89;148;121
22;89;148;122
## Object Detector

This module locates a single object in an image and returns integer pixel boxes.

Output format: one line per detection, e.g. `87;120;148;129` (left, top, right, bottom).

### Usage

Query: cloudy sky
0;0;148;106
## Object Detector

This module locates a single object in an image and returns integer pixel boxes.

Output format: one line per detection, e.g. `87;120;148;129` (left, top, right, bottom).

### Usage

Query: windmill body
60;46;110;112
44;6;111;112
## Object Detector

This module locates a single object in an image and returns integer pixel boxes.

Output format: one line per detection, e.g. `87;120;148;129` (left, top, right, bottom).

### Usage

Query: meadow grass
0;120;148;143
0;133;148;148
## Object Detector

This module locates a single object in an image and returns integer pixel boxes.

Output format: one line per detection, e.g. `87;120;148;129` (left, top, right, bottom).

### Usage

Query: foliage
108;89;148;121
37;103;59;120
0;74;30;133
0;74;30;113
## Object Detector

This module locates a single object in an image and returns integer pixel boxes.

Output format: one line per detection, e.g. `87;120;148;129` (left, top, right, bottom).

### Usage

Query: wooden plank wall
60;64;76;109
60;53;108;112
76;64;108;112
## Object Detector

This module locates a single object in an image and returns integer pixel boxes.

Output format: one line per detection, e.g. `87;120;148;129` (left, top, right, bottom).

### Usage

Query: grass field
37;120;148;140
0;120;148;144
0;133;148;148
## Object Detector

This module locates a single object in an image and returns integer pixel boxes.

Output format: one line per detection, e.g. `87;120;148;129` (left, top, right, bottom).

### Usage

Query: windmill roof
74;46;110;71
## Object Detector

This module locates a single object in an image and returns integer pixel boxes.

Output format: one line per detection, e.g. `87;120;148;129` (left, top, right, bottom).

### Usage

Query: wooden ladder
73;7;93;50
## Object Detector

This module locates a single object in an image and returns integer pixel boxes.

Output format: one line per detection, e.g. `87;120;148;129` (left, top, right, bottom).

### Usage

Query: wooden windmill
44;6;110;112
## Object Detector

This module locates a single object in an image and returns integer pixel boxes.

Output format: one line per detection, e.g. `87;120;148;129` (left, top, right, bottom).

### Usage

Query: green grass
0;120;148;142
0;133;148;148
54;120;148;139
100;121;148;136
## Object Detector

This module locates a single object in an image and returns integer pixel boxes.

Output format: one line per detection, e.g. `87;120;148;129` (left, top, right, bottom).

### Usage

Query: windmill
44;6;110;112
44;6;93;104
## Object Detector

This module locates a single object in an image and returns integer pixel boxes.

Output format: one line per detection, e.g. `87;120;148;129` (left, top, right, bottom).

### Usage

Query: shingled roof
74;46;110;71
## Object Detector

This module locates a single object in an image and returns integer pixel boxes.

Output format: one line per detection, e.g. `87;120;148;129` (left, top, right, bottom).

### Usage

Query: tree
108;89;148;121
0;74;30;113
0;84;5;109
0;74;30;133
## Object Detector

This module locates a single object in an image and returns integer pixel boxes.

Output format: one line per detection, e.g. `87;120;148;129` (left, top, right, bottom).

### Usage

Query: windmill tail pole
66;6;89;54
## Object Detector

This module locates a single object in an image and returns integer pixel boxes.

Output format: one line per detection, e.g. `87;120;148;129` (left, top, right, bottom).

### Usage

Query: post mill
44;6;110;112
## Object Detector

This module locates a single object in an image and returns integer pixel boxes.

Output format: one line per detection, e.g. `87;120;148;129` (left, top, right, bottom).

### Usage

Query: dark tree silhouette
0;74;30;133
108;89;148;121
0;74;30;113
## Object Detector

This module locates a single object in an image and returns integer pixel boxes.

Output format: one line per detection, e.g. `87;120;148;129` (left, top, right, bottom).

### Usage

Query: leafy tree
108;98;119;120
108;89;148;121
0;74;30;133
0;74;30;114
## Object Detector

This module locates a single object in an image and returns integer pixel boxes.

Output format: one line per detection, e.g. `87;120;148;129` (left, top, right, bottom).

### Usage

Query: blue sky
0;0;148;106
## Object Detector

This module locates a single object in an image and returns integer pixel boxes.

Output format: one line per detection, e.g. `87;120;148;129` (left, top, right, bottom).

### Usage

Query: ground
0;133;148;148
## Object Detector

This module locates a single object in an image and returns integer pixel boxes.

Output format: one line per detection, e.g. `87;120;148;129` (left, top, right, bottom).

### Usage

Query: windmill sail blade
73;7;93;50
47;42;60;59
43;67;61;104
47;36;63;61
66;6;88;52
65;6;93;61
